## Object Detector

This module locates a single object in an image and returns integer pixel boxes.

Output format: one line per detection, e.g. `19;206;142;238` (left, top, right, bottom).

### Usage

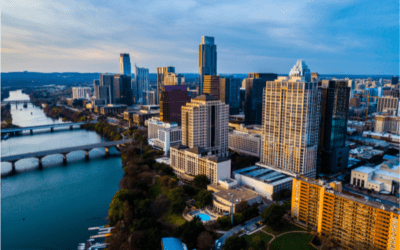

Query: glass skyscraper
199;36;217;96
134;65;149;104
119;53;131;76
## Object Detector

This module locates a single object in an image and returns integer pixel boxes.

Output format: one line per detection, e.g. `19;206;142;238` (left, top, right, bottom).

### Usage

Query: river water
1;90;123;249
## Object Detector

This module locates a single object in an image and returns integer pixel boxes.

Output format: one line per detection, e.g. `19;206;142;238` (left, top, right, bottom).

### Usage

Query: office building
311;72;320;82
318;80;350;175
261;79;321;178
123;105;159;127
119;53;131;76
289;59;311;82
375;115;400;135
113;74;133;106
72;87;92;99
219;76;241;115
97;74;114;104
147;118;181;155
351;158;400;195
159;85;190;125
134;65;149;104
383;88;399;98
392;76;399;86
95;104;127;115
164;73;185;86
228;130;261;157
199;36;217;95
170;145;230;184
291;177;400;250
242;73;278;125
156;67;175;104
207;179;261;214
233;165;293;200
377;97;399;112
203;75;220;100
181;94;229;157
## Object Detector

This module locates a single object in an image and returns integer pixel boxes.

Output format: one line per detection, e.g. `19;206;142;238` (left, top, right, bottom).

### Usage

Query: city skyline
3;0;399;75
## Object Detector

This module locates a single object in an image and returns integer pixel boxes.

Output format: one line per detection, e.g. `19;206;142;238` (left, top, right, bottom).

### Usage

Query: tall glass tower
199;36;217;95
119;53;131;76
134;65;149;104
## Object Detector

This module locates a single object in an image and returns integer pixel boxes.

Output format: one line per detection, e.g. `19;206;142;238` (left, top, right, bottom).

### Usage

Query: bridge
2;139;131;172
1;120;98;135
2;99;32;104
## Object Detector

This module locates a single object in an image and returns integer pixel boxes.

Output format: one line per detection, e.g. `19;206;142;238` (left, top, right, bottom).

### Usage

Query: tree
150;194;170;217
197;231;214;250
193;174;211;187
251;235;265;250
194;190;213;208
168;187;186;214
173;216;205;249
108;189;133;226
223;235;247;250
261;204;286;229
235;201;249;213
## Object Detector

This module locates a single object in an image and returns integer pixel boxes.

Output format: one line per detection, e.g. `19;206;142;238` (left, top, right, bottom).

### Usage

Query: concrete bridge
2;139;131;172
1;120;98;135
2;99;32;104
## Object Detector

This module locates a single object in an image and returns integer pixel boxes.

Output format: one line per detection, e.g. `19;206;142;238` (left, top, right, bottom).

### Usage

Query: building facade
291;178;400;250
97;74;115;104
134;65;149;104
219;76;241;115
170;145;230;184
119;53;131;76
228;130;261;157
72;87;92;99
199;36;217;96
318;80;350;175
113;74;133;106
203;75;220;100
242;73;278;125
164;73;185;86
181;94;229;157
289;60;311;82
377;97;399;112
261;79;321;178
147;120;181;155
156;67;175;104
159;85;190;125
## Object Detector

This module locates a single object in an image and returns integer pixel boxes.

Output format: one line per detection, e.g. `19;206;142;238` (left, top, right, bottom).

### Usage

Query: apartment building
169;145;230;184
377;97;399;112
228;130;261;157
148;126;181;155
292;177;400;250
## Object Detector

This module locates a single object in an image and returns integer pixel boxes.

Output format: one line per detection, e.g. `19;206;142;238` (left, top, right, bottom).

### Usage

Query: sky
2;0;399;75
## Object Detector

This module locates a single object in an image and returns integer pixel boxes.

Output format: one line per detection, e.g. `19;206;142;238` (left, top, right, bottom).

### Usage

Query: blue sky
2;0;399;74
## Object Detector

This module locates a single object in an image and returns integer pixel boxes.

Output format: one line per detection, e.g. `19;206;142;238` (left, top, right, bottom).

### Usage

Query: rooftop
234;165;293;186
353;166;376;174
161;237;187;250
185;146;207;155
205;155;229;163
208;184;260;204
193;94;217;101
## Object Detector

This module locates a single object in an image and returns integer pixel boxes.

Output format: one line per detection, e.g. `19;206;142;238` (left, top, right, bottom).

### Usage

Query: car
217;242;222;249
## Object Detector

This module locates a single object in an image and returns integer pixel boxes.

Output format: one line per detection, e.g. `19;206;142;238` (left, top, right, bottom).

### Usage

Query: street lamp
229;194;235;226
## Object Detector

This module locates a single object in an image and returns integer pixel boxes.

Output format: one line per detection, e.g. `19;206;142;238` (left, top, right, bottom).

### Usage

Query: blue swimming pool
197;213;211;221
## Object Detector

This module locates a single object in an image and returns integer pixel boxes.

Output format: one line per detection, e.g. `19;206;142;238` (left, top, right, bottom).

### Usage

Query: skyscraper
114;74;133;106
242;73;278;125
219;76;241;115
164;73;185;86
96;74;114;104
159;85;190;125
181;94;229;157
156;66;175;104
199;36;217;95
392;76;399;86
261;78;321;178
134;65;149;104
318;80;350;174
289;59;311;82
119;53;131;76
203;75;220;100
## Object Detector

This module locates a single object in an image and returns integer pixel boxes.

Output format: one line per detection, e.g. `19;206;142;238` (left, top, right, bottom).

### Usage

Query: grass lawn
269;232;316;250
149;177;161;199
241;232;273;249
164;213;187;226
262;222;306;235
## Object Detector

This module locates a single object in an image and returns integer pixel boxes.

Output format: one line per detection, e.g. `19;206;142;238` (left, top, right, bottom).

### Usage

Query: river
1;90;123;250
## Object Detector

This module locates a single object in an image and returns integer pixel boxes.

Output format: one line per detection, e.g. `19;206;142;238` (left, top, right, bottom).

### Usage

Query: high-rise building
199;36;217;96
181;94;229;157
242;73;278;125
310;72;320;82
134;65;149;104
317;80;350;175
289;59;311;82
156;67;175;104
377;96;399;112
203;75;220;100
261;79;321;178
164;73;185;86
159;85;190;125
72;87;92;99
291;178;400;250
392;76;399;86
114;74;133;106
219;75;241;115
119;53;131;76
94;74;114;104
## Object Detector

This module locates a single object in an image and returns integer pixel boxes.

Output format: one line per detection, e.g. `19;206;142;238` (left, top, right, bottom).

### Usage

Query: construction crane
353;93;379;121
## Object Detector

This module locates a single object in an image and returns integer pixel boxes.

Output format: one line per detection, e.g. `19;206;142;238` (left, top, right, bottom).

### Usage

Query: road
215;216;262;249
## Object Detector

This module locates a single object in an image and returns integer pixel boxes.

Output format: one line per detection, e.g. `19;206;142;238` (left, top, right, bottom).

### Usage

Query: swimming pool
196;213;211;221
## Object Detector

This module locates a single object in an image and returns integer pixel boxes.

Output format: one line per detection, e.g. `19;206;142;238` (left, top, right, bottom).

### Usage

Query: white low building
147;118;181;155
233;164;293;200
351;159;400;194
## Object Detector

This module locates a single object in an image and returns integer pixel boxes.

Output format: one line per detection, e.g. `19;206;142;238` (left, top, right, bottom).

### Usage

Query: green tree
223;235;247;250
108;189;133;226
193;174;210;187
173;216;205;249
194;189;213;208
261;204;286;229
168;187;186;214
251;235;265;250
